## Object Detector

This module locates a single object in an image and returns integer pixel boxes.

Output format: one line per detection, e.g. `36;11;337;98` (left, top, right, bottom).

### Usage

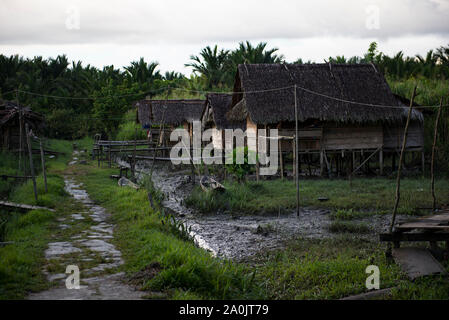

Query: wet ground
29;154;144;300
126;159;397;261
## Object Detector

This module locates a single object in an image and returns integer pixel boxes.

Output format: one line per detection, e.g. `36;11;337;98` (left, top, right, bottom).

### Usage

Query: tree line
0;41;448;140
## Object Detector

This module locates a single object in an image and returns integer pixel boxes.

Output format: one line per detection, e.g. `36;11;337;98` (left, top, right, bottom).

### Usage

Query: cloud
0;0;448;45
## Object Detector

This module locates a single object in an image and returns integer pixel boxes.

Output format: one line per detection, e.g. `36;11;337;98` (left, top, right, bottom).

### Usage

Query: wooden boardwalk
380;209;449;250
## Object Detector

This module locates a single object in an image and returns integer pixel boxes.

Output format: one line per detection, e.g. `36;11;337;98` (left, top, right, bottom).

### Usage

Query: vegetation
76;164;261;299
0;139;77;299
2;41;448;147
186;177;449;215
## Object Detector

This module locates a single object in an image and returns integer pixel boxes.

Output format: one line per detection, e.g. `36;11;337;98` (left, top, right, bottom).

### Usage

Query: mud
122;159;397;261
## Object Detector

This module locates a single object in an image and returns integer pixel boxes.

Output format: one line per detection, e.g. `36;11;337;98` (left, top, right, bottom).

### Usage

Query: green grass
186;177;449;215
0;137;92;299
253;236;402;299
76;164;261;299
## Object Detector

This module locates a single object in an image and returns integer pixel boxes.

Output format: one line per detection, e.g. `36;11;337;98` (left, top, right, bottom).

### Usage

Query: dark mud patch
118;159;400;261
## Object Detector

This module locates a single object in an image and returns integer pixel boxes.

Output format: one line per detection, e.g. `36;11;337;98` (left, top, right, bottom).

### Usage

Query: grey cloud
0;0;448;45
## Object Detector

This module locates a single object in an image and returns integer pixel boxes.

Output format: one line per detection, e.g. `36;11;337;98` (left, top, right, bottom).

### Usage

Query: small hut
136;99;205;146
201;93;246;149
0;100;44;151
226;63;424;176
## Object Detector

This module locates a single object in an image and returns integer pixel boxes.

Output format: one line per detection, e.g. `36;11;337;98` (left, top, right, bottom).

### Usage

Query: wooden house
201;93;246;150
135;99;205;146
226;63;424;176
0;100;43;151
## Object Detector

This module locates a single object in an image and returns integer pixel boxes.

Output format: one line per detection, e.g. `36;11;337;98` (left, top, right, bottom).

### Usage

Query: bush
115;121;147;141
225;146;256;181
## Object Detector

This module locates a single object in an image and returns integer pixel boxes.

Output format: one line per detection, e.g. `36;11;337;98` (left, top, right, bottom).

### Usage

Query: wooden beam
0;200;55;212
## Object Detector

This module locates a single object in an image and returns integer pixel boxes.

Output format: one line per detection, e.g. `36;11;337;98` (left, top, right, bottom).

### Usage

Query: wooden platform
392;247;447;280
380;210;449;249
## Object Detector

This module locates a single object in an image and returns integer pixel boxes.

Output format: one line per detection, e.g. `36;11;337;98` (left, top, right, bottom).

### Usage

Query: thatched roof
0;99;43;128
135;99;205;127
203;93;246;130
227;64;423;125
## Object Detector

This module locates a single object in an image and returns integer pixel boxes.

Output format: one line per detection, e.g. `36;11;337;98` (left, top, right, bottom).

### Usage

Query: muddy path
124;159;397;261
29;155;144;300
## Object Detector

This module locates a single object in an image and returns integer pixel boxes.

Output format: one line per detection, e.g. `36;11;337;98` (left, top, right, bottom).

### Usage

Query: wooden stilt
320;149;324;177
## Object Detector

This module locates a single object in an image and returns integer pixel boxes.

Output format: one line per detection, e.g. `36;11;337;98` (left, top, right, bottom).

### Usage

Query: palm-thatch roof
0;99;43;128
203;93;246;130
135;99;205;127
227;63;423;125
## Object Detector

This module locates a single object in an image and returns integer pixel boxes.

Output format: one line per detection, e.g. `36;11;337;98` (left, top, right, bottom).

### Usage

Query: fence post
431;97;443;212
389;85;417;233
25;123;38;202
39;138;48;193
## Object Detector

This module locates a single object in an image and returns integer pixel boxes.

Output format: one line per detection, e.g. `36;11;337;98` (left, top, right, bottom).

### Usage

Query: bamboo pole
39;138;48;193
431;97;443;212
25;123;38;202
294;85;299;217
389;85;417;233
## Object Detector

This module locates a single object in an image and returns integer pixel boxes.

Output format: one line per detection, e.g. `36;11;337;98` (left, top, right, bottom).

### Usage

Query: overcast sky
1;0;448;74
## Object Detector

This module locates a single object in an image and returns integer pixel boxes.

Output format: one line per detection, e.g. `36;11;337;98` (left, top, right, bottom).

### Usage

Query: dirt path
29;156;144;300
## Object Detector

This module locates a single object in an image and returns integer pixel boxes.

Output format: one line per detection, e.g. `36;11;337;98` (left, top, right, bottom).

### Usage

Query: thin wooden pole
379;148;384;176
389;85;417;233
279;138;284;180
25;123;38;202
132;128;137;182
431;97;443;212
294;85;299;217
39;138;48;193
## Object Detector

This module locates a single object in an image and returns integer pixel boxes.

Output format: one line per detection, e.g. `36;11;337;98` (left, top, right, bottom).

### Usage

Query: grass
186;177;449;215
75;164;262;299
252;236;402;299
327;221;371;234
0;137;92;299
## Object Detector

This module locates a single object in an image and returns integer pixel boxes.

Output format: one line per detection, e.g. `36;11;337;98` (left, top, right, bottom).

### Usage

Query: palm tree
124;58;162;84
223;41;284;86
185;45;230;88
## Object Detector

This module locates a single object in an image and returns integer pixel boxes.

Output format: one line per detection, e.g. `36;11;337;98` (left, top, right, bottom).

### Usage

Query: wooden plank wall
383;121;424;150
322;126;383;150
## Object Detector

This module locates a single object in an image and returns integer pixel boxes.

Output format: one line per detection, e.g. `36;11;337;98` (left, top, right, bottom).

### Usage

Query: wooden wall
383;121;424;150
322;126;383;150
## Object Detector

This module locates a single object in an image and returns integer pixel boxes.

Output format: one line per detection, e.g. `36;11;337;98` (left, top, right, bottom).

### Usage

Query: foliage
224;146;256;182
